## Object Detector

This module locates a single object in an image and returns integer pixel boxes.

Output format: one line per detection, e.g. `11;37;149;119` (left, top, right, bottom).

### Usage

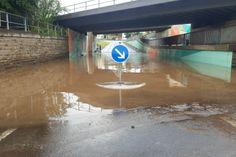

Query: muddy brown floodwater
0;53;236;127
0;48;236;157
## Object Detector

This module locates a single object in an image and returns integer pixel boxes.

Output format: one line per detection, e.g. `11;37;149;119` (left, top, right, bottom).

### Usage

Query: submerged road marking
221;117;236;128
0;128;17;142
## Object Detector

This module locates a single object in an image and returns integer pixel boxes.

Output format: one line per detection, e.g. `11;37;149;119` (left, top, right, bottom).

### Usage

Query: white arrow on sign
115;48;125;59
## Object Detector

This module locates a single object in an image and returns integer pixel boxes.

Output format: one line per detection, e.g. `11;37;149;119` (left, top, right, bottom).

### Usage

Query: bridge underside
56;0;236;34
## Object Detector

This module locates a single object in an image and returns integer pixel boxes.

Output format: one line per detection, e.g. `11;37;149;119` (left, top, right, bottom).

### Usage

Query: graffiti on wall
157;24;191;38
169;24;191;36
68;29;86;59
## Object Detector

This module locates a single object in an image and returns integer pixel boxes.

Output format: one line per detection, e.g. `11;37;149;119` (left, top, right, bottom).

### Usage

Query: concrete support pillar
68;29;74;54
67;29;86;58
86;32;94;56
93;34;97;53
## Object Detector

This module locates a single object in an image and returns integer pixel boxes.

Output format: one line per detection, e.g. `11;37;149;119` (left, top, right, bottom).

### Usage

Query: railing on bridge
143;23;236;46
62;0;136;14
0;10;66;37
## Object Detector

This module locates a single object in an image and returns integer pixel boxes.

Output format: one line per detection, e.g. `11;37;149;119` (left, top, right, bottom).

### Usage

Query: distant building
97;34;105;39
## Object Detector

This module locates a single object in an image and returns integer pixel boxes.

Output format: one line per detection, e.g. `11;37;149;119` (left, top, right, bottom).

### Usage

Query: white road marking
221;117;236;128
0;128;17;142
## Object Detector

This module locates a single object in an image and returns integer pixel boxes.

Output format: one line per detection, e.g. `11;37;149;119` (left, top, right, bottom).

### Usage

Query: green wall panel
159;49;233;68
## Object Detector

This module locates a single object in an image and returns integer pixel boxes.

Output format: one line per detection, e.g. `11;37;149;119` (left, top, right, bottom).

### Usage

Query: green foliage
0;0;37;17
0;0;14;12
0;0;64;23
124;32;146;39
97;40;110;49
125;33;132;38
33;0;64;24
0;0;65;36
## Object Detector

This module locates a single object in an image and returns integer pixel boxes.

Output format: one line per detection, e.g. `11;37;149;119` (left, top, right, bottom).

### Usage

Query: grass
97;40;110;49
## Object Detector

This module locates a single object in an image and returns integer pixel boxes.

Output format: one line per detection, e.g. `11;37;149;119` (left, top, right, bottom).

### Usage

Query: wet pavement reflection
0;46;236;156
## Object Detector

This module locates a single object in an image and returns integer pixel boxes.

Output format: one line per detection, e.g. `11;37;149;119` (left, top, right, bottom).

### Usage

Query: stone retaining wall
0;30;67;69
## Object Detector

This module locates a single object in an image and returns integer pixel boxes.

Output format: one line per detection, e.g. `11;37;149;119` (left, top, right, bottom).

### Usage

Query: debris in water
172;104;190;112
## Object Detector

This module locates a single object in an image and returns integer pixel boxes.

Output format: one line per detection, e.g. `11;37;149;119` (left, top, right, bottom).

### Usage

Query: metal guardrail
0;10;27;31
0;10;66;37
62;0;136;14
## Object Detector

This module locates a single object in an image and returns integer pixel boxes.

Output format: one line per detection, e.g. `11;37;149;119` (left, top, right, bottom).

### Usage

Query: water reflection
96;82;146;90
96;54;145;74
159;54;232;82
62;92;105;113
86;55;95;74
166;74;187;88
183;60;232;82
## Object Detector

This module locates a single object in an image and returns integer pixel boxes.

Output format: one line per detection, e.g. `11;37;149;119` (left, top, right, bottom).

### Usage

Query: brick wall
0;30;67;69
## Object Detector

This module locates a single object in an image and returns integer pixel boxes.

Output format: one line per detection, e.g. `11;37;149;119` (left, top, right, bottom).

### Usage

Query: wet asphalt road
0;106;236;157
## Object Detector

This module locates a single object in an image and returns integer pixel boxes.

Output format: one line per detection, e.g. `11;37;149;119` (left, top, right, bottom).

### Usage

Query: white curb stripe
0;128;17;142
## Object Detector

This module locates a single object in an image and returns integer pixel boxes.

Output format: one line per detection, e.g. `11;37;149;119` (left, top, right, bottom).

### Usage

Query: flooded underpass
0;42;236;157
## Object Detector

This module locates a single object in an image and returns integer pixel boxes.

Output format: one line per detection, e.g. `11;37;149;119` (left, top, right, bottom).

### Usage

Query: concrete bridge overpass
56;0;236;34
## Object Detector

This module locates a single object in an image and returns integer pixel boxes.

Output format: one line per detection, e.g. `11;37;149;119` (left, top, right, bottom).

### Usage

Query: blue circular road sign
111;45;129;63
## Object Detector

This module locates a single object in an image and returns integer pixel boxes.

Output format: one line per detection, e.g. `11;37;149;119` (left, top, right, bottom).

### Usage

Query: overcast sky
60;0;132;7
60;0;86;6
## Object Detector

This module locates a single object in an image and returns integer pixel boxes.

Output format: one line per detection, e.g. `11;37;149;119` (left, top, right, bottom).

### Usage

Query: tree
0;0;14;12
0;0;64;36
0;0;37;18
30;0;65;36
33;0;64;24
0;0;63;23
